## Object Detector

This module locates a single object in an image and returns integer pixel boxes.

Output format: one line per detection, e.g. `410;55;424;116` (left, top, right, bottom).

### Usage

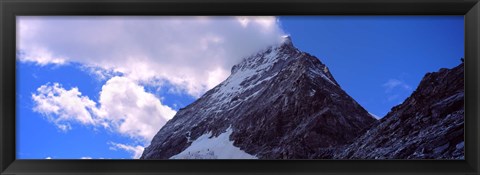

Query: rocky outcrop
334;63;464;159
140;37;378;159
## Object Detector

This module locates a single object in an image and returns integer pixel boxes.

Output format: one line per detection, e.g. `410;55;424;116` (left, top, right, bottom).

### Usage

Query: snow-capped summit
141;37;377;159
140;36;464;160
281;35;293;46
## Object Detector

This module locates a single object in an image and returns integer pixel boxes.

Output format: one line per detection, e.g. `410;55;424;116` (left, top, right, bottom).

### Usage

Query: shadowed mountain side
333;63;464;159
141;37;378;159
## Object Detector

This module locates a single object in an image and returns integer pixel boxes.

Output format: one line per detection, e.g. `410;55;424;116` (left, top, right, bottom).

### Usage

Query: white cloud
32;83;97;131
96;76;176;141
387;94;401;102
23;16;285;159
80;156;92;159
17;16;285;97
31;77;176;142
382;79;411;93
109;142;145;159
45;156;52;159
382;79;412;103
80;65;122;81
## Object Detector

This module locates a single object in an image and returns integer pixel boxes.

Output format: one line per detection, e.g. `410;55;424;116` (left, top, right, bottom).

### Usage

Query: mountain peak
141;36;377;159
281;35;293;47
230;36;299;75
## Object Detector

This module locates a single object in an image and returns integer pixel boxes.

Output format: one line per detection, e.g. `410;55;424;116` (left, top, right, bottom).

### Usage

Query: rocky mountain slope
140;36;464;159
140;37;378;159
334;63;464;159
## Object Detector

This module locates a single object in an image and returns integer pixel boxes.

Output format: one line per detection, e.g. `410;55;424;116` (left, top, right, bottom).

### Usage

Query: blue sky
16;16;464;159
279;16;464;118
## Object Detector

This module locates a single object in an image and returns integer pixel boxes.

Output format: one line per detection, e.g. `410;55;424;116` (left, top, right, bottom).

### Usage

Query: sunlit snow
170;126;257;159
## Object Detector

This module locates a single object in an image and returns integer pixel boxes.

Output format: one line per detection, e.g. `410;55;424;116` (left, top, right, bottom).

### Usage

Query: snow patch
309;89;316;96
170;126;258;159
308;67;336;86
211;48;281;106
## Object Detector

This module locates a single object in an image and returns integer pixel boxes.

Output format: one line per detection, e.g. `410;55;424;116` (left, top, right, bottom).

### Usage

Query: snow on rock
142;35;464;159
308;67;336;86
141;36;377;159
170;126;257;159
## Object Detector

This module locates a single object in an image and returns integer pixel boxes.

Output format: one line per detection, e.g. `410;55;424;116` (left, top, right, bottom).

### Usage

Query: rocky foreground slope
141;37;378;159
334;63;464;159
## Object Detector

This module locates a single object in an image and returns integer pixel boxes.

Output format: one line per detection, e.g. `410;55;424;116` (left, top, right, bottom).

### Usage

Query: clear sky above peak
279;16;463;118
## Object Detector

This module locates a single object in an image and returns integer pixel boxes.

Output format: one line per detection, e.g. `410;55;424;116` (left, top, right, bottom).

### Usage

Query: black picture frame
1;0;479;174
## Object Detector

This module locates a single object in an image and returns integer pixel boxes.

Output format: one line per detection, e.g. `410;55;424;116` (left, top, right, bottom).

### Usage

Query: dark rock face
140;36;464;160
334;63;464;159
140;37;377;159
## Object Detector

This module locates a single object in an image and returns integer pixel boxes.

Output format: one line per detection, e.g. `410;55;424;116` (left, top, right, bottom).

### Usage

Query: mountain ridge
141;37;377;159
334;63;464;159
140;37;463;159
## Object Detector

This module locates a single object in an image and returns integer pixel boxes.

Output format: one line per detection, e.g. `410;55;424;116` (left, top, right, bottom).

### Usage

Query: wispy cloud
80;157;92;159
18;16;285;97
109;142;144;159
382;78;412;102
386;94;400;102
382;79;411;93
